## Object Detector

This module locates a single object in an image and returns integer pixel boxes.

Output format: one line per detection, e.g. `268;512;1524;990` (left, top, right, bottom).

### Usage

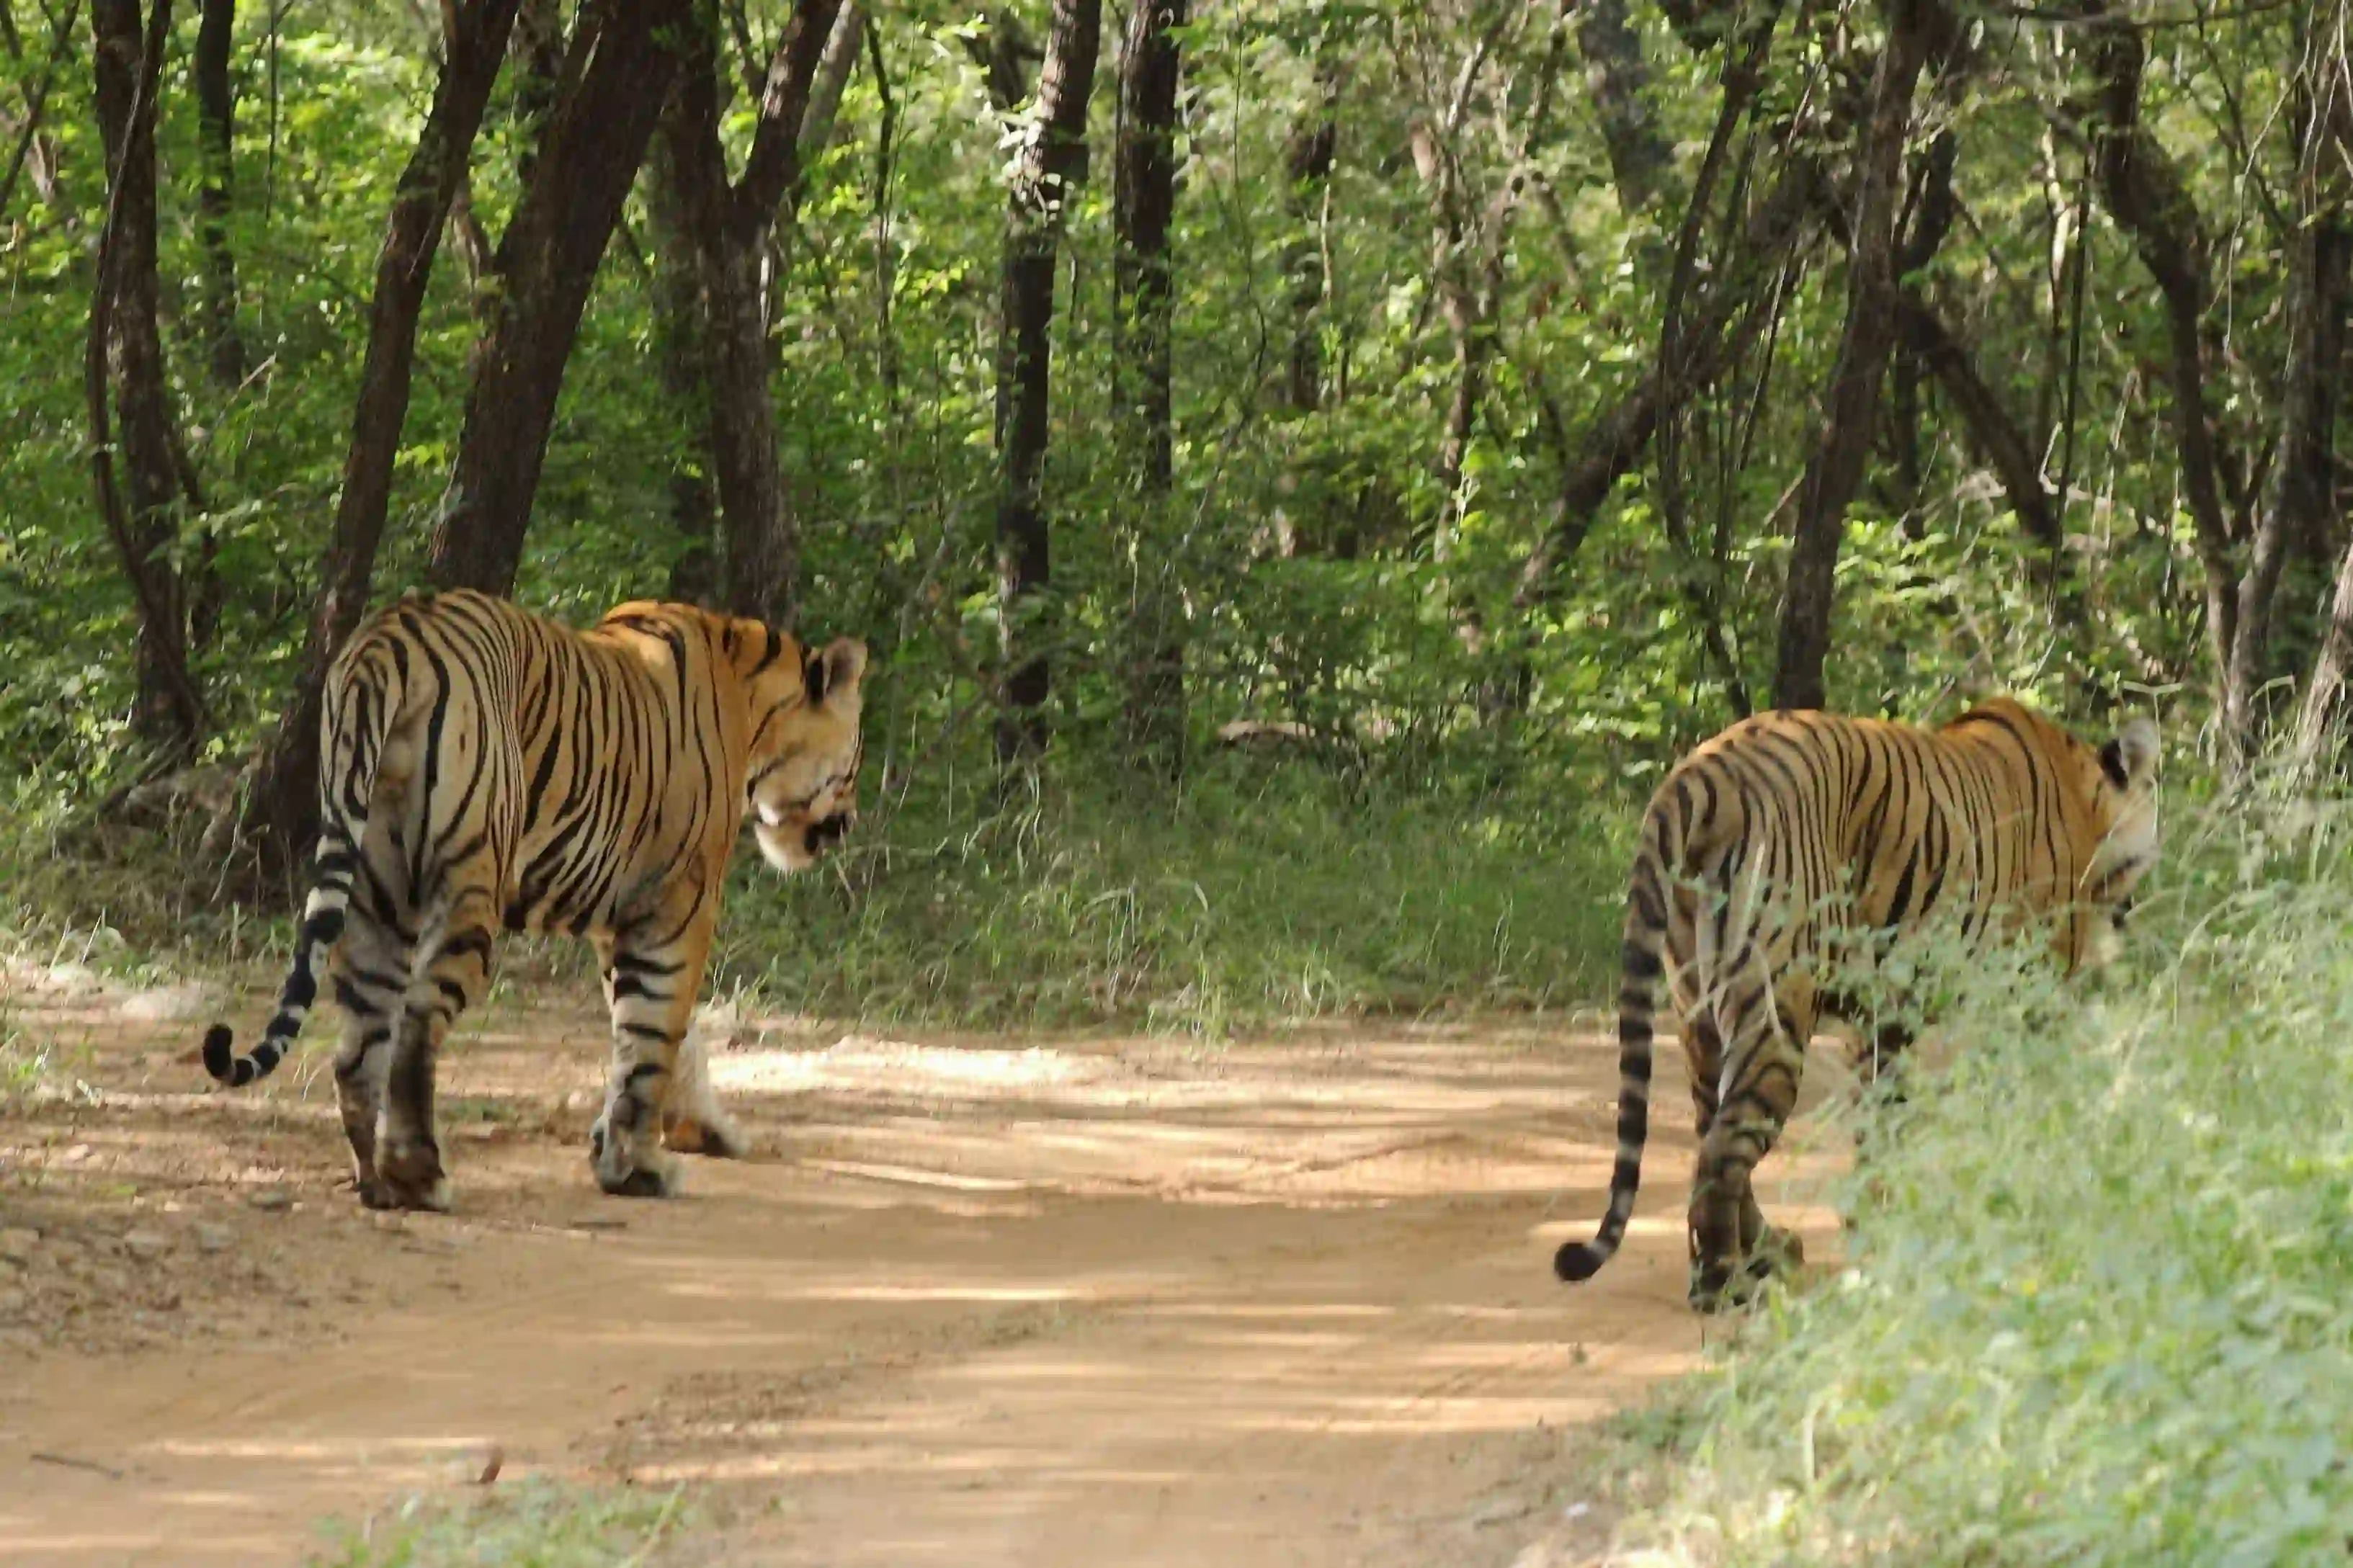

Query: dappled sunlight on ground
1;976;1853;1566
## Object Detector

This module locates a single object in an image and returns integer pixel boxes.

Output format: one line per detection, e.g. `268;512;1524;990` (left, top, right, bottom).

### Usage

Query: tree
1113;0;1186;776
424;0;693;597
992;0;1102;766
241;0;526;877
1772;0;1947;712
657;0;844;627
192;0;244;393
2227;10;2350;773
89;0;202;757
1279;44;1338;419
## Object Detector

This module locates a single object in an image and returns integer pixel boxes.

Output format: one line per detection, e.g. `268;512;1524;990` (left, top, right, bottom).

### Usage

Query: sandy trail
0;987;1849;1567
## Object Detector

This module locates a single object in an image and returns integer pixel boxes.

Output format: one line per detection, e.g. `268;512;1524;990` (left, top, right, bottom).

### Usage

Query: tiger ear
804;637;869;707
720;618;797;681
2099;716;2160;789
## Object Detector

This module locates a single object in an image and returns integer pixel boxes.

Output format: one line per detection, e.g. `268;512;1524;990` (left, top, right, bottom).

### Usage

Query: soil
0;963;1852;1567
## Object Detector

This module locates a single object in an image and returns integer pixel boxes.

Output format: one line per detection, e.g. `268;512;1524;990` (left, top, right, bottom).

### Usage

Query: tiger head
2073;712;2162;966
731;627;869;875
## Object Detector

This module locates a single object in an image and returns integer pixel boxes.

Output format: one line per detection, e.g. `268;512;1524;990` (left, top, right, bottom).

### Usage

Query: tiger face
2073;713;2162;966
740;633;868;875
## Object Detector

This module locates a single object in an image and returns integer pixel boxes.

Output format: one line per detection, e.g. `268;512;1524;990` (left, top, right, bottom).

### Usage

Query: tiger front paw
589;1112;679;1198
372;1137;452;1213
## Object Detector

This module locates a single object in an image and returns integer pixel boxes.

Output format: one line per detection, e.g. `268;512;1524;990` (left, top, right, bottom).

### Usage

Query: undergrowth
1602;794;2353;1565
0;754;1631;1033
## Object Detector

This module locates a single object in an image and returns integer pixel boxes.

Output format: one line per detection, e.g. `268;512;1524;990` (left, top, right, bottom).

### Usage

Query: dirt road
0;976;1848;1566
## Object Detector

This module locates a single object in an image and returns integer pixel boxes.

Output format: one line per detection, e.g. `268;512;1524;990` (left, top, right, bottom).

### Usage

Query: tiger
1554;698;2161;1311
202;589;867;1211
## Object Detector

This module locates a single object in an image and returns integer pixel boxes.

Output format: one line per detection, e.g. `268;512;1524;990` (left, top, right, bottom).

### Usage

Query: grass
1597;796;2353;1565
713;756;1630;1031
312;1478;693;1568
0;751;1633;1035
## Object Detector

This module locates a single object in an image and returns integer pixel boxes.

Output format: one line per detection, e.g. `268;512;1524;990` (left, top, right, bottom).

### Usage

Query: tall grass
1610;799;2353;1564
0;755;1633;1031
715;758;1628;1029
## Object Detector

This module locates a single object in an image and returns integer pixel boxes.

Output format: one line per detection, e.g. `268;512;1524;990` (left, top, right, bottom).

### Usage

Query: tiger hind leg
1688;990;1812;1312
660;1027;747;1160
329;905;411;1208
375;882;499;1212
1686;1012;1805;1287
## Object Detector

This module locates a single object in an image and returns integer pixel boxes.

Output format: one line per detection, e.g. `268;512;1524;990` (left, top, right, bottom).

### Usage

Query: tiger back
1555;699;2160;1311
202;589;868;1211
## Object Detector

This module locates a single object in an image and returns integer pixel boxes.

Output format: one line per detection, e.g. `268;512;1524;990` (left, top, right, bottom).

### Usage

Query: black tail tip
1555;1241;1605;1283
202;1023;235;1082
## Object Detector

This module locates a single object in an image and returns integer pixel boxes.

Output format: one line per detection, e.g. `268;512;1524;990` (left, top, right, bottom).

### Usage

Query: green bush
1615;800;2353;1565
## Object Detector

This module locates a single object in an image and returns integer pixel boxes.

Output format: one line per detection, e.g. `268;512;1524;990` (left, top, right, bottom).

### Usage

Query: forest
9;0;2353;1562
26;0;2348;877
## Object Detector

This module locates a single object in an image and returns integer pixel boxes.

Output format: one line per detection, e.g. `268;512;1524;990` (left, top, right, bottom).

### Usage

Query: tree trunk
91;0;200;758
1576;0;1671;216
241;0;524;879
510;0;563;186
1513;146;1822;611
1114;0;1184;778
1772;0;1941;711
660;0;841;627
2076;0;2238;688
424;0;691;598
993;0;1102;766
193;0;244;391
1280;49;1338;418
646;111;718;606
1897;297;2065;559
2228;55;2351;772
800;2;865;152
2295;527;2353;779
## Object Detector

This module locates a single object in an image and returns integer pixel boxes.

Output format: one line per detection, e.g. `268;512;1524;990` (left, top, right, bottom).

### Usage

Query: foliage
1604;794;2353;1565
0;0;2259;821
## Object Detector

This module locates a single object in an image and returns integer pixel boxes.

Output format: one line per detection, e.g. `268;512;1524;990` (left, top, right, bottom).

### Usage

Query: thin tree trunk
1114;0;1184;777
993;0;1102;766
1513;146;1821;611
2076;0;2238;687
1897;297;2065;558
194;0;244;390
242;0;524;879
1576;0;1671;216
661;0;841;627
1772;0;1942;711
425;0;692;597
1280;48;1338;419
800;1;864;152
91;0;200;758
510;0;563;186
647;113;718;606
2228;50;2351;771
2295;527;2353;779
